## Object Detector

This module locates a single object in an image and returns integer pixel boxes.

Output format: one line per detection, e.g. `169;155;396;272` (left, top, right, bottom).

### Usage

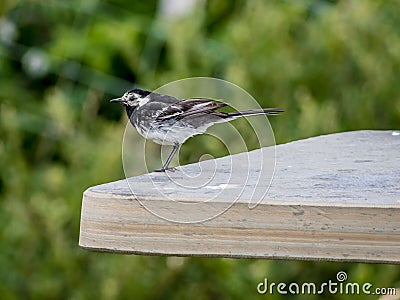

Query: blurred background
1;0;399;299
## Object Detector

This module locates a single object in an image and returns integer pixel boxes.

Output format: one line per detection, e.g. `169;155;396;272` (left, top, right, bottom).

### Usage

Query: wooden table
79;130;400;263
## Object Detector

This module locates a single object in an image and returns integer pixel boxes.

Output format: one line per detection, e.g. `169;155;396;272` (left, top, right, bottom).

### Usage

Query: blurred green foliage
0;0;399;299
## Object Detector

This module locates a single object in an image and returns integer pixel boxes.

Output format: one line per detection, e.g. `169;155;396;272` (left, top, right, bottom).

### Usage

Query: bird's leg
154;143;180;172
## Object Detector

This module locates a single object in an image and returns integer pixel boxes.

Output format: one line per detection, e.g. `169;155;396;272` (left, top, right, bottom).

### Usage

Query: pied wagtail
111;88;283;172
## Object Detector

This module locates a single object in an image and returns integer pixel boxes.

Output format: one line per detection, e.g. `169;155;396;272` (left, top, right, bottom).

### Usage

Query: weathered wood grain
79;130;400;263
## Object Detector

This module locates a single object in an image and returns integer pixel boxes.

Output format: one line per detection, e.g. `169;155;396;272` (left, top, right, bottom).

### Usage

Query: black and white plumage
111;88;283;172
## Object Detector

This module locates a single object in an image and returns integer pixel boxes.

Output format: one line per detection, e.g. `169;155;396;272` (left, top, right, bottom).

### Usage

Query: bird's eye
123;92;132;101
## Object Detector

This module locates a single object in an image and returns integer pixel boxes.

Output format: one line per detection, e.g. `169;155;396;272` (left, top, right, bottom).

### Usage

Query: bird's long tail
187;107;284;134
225;108;284;120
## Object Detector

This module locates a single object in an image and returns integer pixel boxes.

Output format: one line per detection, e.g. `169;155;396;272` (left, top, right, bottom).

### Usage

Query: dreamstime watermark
257;271;397;296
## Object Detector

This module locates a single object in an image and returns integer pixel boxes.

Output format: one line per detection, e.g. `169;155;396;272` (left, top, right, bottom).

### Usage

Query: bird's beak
110;97;124;103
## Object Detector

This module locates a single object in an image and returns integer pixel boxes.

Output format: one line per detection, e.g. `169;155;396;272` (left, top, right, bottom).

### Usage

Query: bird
111;88;283;172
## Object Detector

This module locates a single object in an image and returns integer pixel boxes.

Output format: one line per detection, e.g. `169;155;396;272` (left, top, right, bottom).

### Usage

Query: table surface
90;130;400;206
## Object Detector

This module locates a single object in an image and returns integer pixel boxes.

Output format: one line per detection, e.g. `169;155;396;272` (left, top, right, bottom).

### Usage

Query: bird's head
110;88;151;107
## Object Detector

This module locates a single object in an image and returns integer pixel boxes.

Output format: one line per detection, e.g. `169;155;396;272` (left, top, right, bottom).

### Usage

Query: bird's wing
156;98;228;120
